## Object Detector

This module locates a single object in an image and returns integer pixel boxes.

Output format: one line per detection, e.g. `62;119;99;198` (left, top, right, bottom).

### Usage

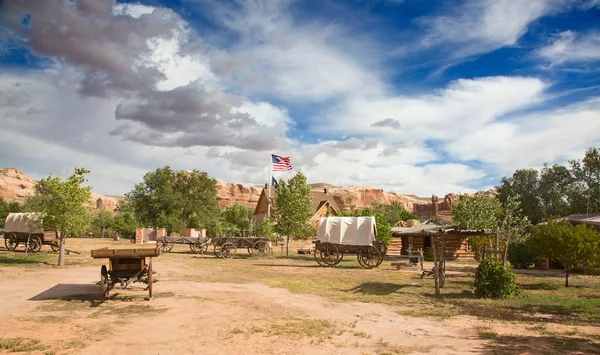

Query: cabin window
465;240;472;251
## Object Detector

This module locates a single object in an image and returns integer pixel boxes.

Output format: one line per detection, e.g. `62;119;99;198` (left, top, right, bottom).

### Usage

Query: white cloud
537;30;600;67
419;0;560;57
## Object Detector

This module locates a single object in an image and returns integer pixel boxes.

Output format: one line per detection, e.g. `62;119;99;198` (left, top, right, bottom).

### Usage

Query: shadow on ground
29;284;102;306
481;334;600;354
346;282;409;295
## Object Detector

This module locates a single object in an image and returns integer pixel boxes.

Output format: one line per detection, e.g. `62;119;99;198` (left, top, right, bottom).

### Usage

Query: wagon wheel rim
252;240;268;257
159;240;173;253
4;233;18;251
50;240;60;252
358;246;381;269
100;265;109;300
213;245;222;258
320;243;340;267
148;258;153;299
314;245;326;267
220;242;236;258
247;247;254;256
27;236;42;253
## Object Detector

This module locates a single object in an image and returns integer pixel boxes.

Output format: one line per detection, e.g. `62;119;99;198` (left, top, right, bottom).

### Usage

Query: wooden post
432;235;440;296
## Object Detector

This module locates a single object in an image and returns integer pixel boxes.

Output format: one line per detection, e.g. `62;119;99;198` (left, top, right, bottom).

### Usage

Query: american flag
272;154;292;171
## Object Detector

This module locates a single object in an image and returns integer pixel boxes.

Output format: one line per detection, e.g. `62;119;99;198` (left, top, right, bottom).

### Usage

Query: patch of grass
93;304;167;317
61;339;86;350
0;337;47;352
375;339;418;355
19;315;63;323
266;318;338;342
475;326;498;340
397;303;460;319
0;254;50;265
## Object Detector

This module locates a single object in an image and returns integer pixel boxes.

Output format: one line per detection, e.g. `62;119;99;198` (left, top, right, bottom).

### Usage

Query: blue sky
0;0;599;196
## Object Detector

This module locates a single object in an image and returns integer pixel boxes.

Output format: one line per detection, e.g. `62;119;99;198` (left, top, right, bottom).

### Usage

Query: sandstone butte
0;168;481;219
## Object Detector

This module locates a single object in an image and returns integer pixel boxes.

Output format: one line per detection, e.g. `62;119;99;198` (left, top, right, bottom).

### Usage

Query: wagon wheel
314;245;326;266
251;240;268;257
100;265;109;300
147;258;153;299
4;233;18;251
192;240;208;254
159;240;174;253
27;236;42;253
218;242;237;258
50;240;60;252
357;246;382;269
319;242;341;267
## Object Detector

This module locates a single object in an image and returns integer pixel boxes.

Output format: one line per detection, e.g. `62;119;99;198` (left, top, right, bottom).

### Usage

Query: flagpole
268;150;272;219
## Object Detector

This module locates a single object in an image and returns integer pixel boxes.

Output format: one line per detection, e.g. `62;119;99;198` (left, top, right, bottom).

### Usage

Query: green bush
423;247;434;262
474;258;520;298
508;239;536;269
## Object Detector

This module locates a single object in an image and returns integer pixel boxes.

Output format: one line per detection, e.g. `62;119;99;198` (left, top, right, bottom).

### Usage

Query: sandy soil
0;240;599;354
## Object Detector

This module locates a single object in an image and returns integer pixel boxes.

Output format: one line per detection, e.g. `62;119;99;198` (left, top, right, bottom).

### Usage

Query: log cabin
390;225;481;260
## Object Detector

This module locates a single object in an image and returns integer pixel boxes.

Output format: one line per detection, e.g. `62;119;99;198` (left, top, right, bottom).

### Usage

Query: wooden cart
313;217;386;269
3;213;59;252
90;247;160;300
157;235;210;254
212;236;271;258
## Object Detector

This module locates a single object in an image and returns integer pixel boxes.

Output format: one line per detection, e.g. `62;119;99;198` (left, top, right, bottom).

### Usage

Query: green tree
273;171;313;255
497;169;544;224
91;210;114;238
255;217;276;240
0;198;21;228
530;221;599;287
339;207;392;245
371;201;418;225
539;164;574;218
498;196;531;265
569;147;600;214
224;203;251;231
126;167;219;234
452;194;502;230
35;168;92;266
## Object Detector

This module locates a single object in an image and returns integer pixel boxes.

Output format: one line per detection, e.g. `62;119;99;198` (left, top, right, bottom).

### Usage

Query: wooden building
390;225;478;260
254;187;340;226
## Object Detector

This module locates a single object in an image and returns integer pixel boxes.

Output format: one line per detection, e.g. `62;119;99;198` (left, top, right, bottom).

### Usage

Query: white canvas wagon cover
317;217;377;246
4;213;44;234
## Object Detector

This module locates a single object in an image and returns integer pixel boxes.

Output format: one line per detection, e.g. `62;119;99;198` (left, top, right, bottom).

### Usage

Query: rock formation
215;180;263;209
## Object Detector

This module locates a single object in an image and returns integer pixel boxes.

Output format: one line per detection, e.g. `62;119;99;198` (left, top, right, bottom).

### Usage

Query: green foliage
34;168;92;266
370;201;418;225
539;164;574;218
273;171;314;239
224;203;250;231
452;194;502;230
530;221;600;287
474;258;520;298
339;207;392;245
508;238;536;269
499;196;531;243
497;169;544;225
125;166;219;234
0;198;20;228
90;210;114;236
569;147;600;214
468;235;488;261
255;217;276;240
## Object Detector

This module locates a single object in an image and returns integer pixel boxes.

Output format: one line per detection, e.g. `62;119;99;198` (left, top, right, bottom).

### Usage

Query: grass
475;326;498;340
0;254;52;265
228;318;341;343
0;337;47;352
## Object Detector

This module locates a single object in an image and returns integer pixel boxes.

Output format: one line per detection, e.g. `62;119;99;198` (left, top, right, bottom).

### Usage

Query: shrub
474;258;520;298
508;239;536;269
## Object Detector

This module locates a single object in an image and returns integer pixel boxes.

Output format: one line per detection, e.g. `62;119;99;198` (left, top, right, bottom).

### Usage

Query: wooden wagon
90;247;160;300
157;235;210;254
313;217;386;269
3;213;59;252
212;236;271;258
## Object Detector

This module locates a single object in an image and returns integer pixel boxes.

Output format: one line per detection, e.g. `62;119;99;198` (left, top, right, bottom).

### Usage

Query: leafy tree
255;217;276;240
530;221;599;287
498;196;531;265
91;210;114;238
569;147;600;214
497;169;544;224
273;171;313;255
0;198;21;228
224;203;250;231
474;258;520;298
507;239;536;269
371;201;418;225
34;168;92;266
539;164;574;218
452;194;502;230
126;167;219;234
113;211;137;239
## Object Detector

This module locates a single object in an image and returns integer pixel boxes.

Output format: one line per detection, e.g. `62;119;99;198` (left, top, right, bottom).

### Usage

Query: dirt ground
1;239;599;355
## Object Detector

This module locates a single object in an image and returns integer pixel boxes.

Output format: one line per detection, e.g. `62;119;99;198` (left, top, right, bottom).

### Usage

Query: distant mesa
1;168;472;220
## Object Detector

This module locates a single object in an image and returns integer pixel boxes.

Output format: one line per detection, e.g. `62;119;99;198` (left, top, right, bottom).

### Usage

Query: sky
0;0;599;197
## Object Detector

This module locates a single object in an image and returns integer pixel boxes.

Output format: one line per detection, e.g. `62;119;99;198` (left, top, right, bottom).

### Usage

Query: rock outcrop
0;168;484;221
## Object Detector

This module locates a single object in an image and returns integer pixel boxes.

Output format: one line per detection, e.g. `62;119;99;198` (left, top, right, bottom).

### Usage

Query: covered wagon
3;213;59;252
313;216;386;268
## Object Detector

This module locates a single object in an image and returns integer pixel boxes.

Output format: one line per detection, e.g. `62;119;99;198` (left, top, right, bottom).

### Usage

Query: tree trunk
102;227;106;239
286;236;290;256
495;234;499;259
58;235;66;266
432;236;440;296
565;266;569;288
502;244;509;267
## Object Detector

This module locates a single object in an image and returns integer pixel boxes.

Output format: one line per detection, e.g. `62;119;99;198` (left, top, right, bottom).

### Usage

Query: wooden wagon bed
91;247;160;259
